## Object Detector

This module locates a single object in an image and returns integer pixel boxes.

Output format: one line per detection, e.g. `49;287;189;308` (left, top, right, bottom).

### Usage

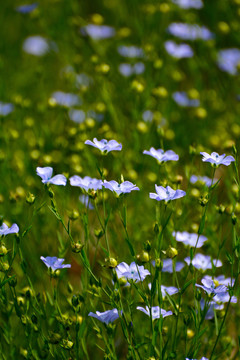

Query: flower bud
155;258;162;270
68;209;79;221
187;329;195;339
61;339;74;350
72;295;80;307
49;332;62;344
26;192;36;205
166;246;178;259
232;213;237;225
0;245;8;256
154;222;159;234
71;242;84;253
144;240;151;252
9;276;17;287
0;261;9;272
195;289;201;301
94;228;104;239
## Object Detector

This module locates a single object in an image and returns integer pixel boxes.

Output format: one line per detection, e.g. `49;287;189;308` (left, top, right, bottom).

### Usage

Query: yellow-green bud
26;192;36;205
0;245;8;256
166;246;178;259
71;242;84;253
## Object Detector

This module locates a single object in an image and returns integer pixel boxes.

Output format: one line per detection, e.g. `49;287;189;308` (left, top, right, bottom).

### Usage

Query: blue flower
186;357;208;360
152;259;185;273
16;3;38;13
200;152;235;166
81;25;115;40
85;138;122;154
142;110;153;122
143;148;179;163
50;91;81;107
167;23;213;41
40;256;71;271
68;109;85;123
190;175;216;187
200;299;224;320
0;223;19;236
88;309;120;324
118;62;145;77
172;231;207;248
103;180;139;196
195;278;227;296
149;284;179;298
22;36;50;56
203;275;234;287
136;306;172;320
150;185;186;201
117;46;144;58
70;176;103;191
185;254;222;270
116;262;150;283
217;48;240;75
0;102;14;116
36;167;67;186
79;195;94;210
171;0;203;9
172;92;200;107
164;41;194;58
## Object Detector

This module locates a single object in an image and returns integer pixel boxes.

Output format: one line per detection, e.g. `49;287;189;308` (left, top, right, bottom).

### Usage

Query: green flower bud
26;192;36;205
71;242;84;253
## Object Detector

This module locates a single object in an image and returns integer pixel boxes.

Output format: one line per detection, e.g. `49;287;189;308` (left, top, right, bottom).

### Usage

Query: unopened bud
71;242;84;253
94;228;104;239
26;192;35;205
0;245;8;256
166;246;178;259
68;209;79;220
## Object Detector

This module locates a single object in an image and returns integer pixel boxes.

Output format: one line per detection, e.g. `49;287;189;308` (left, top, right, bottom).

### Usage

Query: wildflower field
1;1;240;359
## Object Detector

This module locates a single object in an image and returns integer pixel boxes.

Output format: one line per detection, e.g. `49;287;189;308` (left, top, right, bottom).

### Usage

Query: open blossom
116;262;150;283
36;167;67;186
40;256;71;271
103;180;139;195
118;62;145;77
150;185;186;201
173;92;200;107
186;357;208;360
190;175;216;187
85;138;122;153
185;253;222;270
70;176;103;191
23;36;51;56
88;309;120;324
143;148;179;163
81;24;115;40
217;48;240;75
164;41;194;58
200;299;224;320
148;283;179;298
79;195;94;210
167;23;213;41
50;91;81;107
195;278;227;296
172;231;207;248
137;306;173;320
16;3;38;13
196;279;237;303
118;45;144;58
0;223;19;236
0;102;14;116
152;259;185;273
200;152;235;166
172;0;203;9
203;275;235;287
